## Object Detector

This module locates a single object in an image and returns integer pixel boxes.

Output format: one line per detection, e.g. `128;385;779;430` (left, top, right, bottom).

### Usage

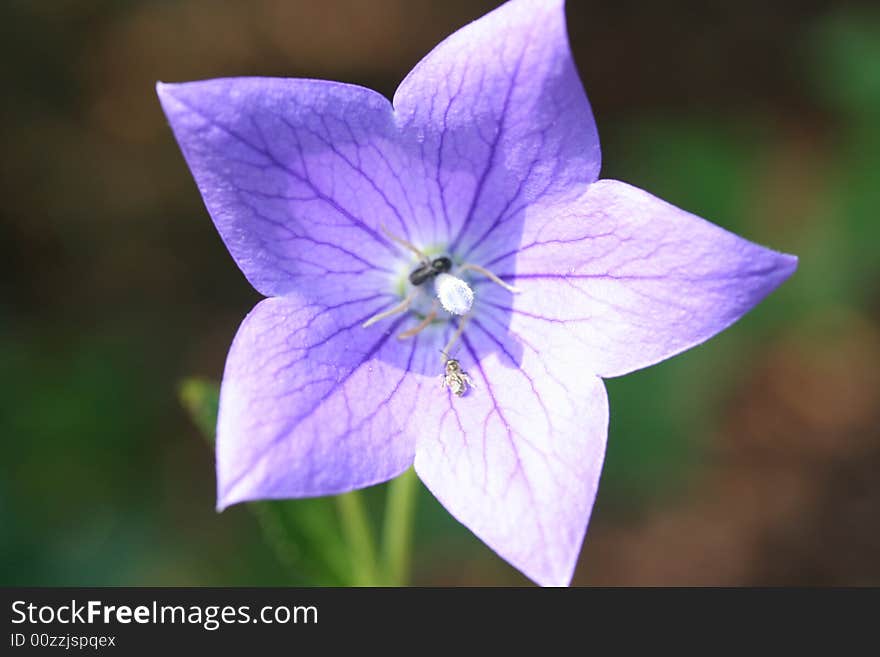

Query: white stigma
434;273;474;316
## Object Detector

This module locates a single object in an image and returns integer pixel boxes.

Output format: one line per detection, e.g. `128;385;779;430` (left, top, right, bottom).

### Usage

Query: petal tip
215;488;232;513
531;561;577;588
767;250;798;292
215;486;242;513
155;80;173;99
155;80;196;107
216;464;249;513
155;80;182;113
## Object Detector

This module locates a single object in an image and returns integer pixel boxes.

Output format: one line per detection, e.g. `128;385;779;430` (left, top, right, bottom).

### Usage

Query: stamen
380;224;428;262
458;263;521;293
362;290;417;328
397;301;438;340
442;314;471;357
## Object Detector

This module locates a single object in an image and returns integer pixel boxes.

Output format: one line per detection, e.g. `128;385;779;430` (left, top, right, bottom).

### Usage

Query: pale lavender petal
217;292;436;509
414;327;608;587
480;179;799;378
157;78;415;297
393;0;600;259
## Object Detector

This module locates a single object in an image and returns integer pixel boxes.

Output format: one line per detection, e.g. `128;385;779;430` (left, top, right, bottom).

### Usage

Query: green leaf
808;9;880;120
178;378;220;444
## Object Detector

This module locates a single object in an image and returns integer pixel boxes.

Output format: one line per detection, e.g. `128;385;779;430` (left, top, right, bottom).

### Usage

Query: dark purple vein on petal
222;313;410;499
459;333;550;554
167;92;397;257
446;43;529;255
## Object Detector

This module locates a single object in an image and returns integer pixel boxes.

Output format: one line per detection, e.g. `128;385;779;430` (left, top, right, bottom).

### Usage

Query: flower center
361;226;519;354
404;255;474;316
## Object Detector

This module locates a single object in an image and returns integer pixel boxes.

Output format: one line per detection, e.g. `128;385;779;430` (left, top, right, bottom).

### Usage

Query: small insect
440;351;475;397
409;256;452;286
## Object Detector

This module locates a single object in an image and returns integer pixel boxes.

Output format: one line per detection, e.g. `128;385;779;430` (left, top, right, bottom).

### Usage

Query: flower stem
335;490;380;586
381;467;419;586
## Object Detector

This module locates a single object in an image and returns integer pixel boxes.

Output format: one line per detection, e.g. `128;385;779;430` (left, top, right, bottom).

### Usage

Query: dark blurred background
2;0;878;586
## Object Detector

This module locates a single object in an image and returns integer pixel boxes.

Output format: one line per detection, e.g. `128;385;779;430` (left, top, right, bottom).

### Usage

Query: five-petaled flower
157;0;797;586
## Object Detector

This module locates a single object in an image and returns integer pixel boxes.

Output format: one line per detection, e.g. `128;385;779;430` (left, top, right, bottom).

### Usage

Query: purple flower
157;0;796;586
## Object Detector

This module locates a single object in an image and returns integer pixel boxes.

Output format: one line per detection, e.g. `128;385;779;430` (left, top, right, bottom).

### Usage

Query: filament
397;301;438;340
442;314;471;358
362;290;417;328
380;224;428;262
458;263;521;293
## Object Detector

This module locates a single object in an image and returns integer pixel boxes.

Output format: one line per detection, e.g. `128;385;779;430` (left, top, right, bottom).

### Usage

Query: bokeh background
2;0;878;586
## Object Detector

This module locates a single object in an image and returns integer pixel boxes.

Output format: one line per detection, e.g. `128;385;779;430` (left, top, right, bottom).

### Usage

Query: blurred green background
2;0;878;586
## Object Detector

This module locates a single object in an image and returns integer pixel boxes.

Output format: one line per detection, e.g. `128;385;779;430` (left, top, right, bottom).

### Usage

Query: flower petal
157;78;414;297
393;0;600;259
481;179;799;378
414;327;608;586
217;293;437;509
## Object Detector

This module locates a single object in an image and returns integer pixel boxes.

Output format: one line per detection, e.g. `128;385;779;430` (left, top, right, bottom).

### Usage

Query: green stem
250;503;305;579
381;467;419;586
335;490;380;586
